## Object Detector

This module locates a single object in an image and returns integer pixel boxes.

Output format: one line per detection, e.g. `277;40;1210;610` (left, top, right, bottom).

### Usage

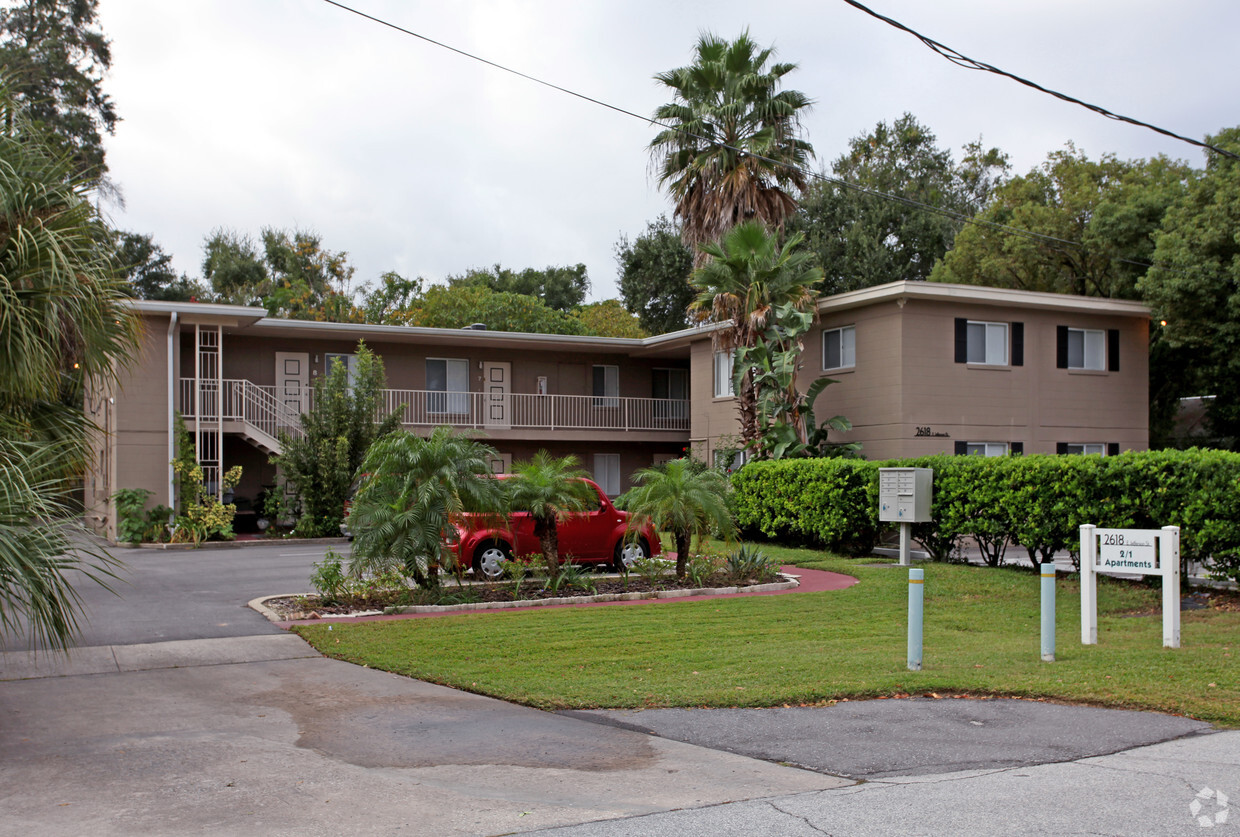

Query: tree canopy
615;214;695;334
114;231;200;301
447;263;589;311
650;31;814;256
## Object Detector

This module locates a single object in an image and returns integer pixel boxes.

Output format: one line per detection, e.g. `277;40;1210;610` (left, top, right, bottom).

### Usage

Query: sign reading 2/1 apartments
1098;530;1157;572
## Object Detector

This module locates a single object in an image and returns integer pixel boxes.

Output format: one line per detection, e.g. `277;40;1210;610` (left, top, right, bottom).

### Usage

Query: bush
730;449;1240;581
113;488;153;545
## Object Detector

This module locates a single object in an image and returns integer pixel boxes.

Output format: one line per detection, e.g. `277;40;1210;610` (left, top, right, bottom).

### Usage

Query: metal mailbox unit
879;467;933;566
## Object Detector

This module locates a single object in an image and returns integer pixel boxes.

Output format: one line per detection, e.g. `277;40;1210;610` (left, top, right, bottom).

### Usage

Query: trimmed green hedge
731;449;1240;580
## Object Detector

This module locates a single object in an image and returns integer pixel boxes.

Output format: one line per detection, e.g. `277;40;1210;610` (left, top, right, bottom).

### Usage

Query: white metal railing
180;379;689;434
180;379;306;442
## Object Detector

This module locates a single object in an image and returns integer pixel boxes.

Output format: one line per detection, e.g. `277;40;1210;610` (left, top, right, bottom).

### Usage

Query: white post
1161;526;1181;649
899;521;911;567
1080;524;1097;645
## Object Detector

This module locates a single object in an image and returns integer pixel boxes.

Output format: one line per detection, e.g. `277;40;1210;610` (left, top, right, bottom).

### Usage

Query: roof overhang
817;280;1151;317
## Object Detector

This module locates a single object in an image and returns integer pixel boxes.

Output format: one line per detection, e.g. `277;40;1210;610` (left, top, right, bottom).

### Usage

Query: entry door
275;352;309;429
483;361;511;429
487;452;513;474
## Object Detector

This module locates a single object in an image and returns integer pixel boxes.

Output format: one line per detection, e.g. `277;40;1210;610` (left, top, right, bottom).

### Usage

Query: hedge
730;449;1240;580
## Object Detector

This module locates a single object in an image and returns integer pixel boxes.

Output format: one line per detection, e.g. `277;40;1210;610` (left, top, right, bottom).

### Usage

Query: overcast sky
97;1;1239;304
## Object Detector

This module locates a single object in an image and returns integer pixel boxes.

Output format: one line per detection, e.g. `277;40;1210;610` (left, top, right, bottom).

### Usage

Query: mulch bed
264;572;784;620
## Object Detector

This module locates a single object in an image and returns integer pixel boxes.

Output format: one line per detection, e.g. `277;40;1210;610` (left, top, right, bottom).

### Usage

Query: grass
293;543;1240;726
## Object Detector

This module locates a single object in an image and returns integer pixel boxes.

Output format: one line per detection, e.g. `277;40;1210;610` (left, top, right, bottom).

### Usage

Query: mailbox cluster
878;468;933;523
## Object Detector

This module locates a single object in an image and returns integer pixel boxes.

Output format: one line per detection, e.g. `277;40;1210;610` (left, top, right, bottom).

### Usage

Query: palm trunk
674;531;691;578
536;518;559;572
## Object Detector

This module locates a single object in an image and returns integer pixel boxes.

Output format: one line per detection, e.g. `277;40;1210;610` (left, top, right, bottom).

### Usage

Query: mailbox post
879;468;933;566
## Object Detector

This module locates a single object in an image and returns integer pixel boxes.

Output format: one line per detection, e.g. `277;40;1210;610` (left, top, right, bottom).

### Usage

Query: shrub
113;488;153;545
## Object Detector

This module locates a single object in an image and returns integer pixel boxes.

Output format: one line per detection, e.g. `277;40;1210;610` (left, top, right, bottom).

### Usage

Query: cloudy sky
97;1;1239;303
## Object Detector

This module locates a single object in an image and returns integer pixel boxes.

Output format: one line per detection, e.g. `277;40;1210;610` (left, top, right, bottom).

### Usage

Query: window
592;364;619;407
822;325;856;370
713;447;748;473
325;353;358;389
1058;443;1119;456
714;351;735;397
652;368;688;419
955;319;1023;366
426;358;469;414
1057;326;1118;371
959;442;1008;457
593;453;620;496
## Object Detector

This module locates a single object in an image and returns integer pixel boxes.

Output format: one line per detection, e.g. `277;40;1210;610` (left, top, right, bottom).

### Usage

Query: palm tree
649;31;814;259
620;459;735;578
0;78;137;652
690;220;824;446
348;427;506;588
506;451;595;572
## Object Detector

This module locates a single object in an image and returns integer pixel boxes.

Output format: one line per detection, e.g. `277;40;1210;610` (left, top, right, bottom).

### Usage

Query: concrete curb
130;536;351;550
250;574;800;622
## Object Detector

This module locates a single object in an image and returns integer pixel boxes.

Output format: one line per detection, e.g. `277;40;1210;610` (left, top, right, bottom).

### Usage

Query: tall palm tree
620;459;735;578
506;451;595;572
0;78;137;652
649;31;814;259
690;220;824;446
348;427;506;588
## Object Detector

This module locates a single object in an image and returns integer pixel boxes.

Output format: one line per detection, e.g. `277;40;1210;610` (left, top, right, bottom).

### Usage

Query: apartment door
483;361;511;430
275;352;309;428
487;452;513;474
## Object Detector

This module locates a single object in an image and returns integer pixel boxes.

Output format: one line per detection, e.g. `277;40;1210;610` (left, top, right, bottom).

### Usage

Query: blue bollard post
1040;562;1056;662
908;568;924;671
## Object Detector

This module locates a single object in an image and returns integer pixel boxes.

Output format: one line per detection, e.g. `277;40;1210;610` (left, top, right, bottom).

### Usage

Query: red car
452;476;661;579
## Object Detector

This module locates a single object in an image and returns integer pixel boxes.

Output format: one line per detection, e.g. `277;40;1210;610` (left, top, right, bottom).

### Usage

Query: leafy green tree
506;451;595;571
619;458;735;578
690;221;823;447
360;271;423;325
931;145;1193;299
789;114;1008;293
202;228;269;305
273;342;401;536
650;31;814;256
1140;127;1240;447
407;283;587;334
113;231;200;301
572;299;648;338
615;214;695;334
348;427;506;588
0;0;117;185
449;263;589;311
0;80;135;651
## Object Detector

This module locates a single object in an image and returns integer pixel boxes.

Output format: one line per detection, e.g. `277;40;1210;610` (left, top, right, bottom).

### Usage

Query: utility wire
319;0;1187;277
841;0;1238;161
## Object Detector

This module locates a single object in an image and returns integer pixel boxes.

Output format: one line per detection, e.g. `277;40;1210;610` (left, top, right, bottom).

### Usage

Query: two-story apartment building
85;281;1150;541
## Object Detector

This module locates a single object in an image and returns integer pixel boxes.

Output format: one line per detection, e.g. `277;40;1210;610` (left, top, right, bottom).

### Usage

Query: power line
840;0;1238;161
319;0;1188;278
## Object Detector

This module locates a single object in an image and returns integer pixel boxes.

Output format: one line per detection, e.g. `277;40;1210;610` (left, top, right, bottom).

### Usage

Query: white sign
1096;529;1160;574
1080;525;1180;649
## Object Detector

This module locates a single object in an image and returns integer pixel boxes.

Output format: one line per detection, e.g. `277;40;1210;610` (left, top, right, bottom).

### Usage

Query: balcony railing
179;379;689;435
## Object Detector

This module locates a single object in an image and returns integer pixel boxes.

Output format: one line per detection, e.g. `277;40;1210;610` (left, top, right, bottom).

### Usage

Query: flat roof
818;280;1151;316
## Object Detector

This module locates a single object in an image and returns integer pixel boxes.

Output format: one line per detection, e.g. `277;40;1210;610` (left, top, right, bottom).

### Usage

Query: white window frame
1067;328;1105;371
325;352;358;389
822;325;856;371
713;351;735;397
592;364;619;408
965;442;1009;457
1064;443;1106;455
593;453;620;496
426;357;469;414
967;321;1008;365
713;447;748;473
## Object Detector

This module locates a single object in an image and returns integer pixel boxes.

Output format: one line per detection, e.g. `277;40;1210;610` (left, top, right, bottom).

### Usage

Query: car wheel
614;538;648;572
474;541;512;579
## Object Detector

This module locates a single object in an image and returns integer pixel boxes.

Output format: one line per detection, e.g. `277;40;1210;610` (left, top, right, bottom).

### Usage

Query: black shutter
955;318;968;363
1010;442;1023;455
1108;329;1120;371
1056;326;1069;368
1011;322;1024;367
954;441;968;455
1107;443;1120;456
1056;443;1069;455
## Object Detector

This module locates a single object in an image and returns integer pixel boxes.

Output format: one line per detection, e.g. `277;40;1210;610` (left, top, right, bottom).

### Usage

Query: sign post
1080;525;1180;648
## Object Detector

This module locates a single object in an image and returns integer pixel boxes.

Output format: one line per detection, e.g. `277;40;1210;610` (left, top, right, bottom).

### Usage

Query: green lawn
293;544;1240;726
